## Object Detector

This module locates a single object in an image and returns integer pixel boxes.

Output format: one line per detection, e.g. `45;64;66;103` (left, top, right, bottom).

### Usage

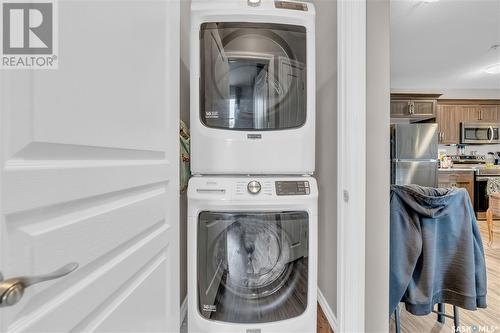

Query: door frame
336;0;367;332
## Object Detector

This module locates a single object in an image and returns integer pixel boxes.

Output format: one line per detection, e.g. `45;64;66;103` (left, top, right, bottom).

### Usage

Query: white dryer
188;176;318;333
190;0;316;175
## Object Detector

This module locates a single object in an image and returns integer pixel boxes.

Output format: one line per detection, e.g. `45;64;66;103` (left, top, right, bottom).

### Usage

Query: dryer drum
212;28;295;109
200;22;307;131
213;218;293;299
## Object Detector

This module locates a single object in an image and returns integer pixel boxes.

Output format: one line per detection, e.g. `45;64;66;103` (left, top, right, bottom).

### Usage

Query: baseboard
318;289;338;333
180;295;188;326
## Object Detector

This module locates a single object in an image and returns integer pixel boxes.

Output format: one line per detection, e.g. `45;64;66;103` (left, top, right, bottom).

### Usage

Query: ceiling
391;0;500;92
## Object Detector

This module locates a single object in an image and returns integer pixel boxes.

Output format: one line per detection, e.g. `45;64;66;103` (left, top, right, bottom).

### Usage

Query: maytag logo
202;304;216;312
1;0;58;69
247;133;262;139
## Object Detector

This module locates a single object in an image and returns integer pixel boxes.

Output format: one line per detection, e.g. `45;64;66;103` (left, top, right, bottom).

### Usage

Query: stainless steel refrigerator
391;123;438;187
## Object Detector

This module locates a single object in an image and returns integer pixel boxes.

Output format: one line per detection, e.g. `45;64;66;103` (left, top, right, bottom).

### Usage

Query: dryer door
200;22;307;131
197;211;308;324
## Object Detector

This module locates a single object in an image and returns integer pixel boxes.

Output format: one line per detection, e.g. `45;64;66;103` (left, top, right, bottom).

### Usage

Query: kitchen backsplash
439;144;500;156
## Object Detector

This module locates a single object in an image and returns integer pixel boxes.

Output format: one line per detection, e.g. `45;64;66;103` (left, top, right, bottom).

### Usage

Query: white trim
336;0;367;332
318;289;339;333
180;295;188;327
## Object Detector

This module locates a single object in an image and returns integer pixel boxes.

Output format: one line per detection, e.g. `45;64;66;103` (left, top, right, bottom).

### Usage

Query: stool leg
395;306;401;333
437;303;445;324
453;306;460;332
487;208;494;246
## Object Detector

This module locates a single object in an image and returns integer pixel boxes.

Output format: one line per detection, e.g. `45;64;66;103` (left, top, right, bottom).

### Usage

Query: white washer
188;176;318;333
190;0;316;175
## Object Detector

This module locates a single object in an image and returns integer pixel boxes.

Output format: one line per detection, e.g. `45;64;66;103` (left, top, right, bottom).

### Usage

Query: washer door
200;22;307;131
197;211;308;324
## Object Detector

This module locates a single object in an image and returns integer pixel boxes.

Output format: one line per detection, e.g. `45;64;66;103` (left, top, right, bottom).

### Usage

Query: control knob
247;181;261;194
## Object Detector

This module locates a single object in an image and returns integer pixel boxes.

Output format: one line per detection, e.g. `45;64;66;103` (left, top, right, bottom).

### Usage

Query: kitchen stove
476;167;500;175
450;155;486;164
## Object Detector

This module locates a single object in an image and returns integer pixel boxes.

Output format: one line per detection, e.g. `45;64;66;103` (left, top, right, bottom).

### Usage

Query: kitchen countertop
438;167;477;172
439;164;500;175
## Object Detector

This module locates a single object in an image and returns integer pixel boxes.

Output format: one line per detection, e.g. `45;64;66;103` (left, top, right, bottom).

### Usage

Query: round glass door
200;22;307;131
197;211;309;324
215;217;293;299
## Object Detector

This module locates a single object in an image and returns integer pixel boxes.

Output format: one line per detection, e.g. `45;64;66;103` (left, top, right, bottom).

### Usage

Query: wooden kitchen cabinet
438;171;474;204
391;94;441;119
436;102;500;144
460;105;498;122
437;105;456;144
412;100;437;117
479;105;500;122
436;105;470;144
390;100;411;117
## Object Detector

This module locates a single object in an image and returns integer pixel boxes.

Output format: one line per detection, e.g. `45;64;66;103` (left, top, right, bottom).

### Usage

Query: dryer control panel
275;181;310;195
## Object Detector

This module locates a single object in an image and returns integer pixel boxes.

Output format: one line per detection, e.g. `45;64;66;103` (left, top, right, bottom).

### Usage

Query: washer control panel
234;180;273;197
247;181;262;194
275;181;310;195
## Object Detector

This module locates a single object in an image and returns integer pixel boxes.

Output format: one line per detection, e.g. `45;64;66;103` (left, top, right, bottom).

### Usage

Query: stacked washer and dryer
188;1;317;332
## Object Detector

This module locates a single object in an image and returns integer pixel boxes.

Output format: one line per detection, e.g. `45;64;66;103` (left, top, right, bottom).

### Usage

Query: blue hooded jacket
390;185;487;315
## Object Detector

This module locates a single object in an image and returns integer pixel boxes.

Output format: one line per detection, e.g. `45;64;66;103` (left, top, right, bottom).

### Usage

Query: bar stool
486;192;500;246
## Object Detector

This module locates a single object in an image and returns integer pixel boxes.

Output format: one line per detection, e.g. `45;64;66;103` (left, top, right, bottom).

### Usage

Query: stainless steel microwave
461;122;500;144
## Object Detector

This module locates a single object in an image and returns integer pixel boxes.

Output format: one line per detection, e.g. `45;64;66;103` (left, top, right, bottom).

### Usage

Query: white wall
366;0;390;331
391;88;500;100
438;89;500;99
309;0;338;319
439;144;500;156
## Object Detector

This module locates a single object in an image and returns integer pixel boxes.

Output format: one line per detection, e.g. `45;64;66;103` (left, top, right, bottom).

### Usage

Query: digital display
276;181;310;195
275;1;308;11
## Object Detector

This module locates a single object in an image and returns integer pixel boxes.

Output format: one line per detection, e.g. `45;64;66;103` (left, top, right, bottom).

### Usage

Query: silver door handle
0;262;78;307
489;126;494;142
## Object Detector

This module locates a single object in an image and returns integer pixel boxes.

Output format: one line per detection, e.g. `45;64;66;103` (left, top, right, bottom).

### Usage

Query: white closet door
0;1;180;332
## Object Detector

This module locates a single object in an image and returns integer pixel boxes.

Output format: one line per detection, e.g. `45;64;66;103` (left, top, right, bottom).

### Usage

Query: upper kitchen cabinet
478;105;500;122
436;101;500;144
391;100;412;117
436;104;478;144
390;93;441;119
456;104;498;122
436;105;462;144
